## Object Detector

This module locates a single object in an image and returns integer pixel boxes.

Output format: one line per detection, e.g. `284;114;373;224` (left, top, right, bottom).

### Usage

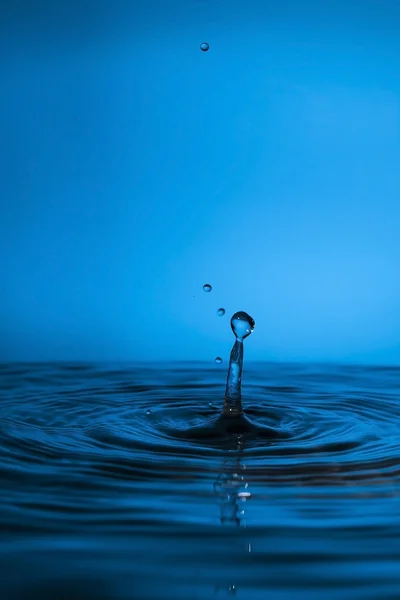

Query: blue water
2;361;400;599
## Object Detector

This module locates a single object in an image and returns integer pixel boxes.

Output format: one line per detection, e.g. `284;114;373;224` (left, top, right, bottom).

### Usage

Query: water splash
223;312;255;418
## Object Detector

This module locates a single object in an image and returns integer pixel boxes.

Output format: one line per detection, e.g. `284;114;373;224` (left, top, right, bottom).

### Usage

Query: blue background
1;0;400;364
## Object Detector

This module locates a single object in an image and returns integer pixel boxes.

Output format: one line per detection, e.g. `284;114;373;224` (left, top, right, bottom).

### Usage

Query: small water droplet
203;283;212;292
215;357;223;364
217;308;225;316
145;409;152;416
200;42;210;52
231;311;255;341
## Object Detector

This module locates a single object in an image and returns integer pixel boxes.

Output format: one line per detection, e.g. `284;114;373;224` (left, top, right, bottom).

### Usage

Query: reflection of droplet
231;311;255;341
217;308;225;316
146;409;152;415
203;284;212;292
200;42;210;52
215;357;223;364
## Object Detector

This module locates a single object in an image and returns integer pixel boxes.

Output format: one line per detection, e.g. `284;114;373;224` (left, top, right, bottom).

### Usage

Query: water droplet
200;42;210;52
217;308;225;316
145;409;152;416
215;357;223;364
203;284;212;292
230;311;255;341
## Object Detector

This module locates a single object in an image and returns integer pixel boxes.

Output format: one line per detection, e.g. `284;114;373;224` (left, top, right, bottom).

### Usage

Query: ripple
1;370;399;484
2;363;400;493
3;362;400;600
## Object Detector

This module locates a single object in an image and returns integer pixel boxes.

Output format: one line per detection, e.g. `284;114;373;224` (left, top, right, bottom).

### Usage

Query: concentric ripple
2;361;400;598
1;362;400;487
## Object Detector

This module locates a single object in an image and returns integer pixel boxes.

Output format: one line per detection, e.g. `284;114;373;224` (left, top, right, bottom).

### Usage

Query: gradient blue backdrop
1;0;400;364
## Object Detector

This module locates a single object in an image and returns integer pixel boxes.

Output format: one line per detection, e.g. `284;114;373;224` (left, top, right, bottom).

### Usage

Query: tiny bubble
217;308;225;316
145;409;152;415
215;357;223;364
200;42;210;52
203;284;212;292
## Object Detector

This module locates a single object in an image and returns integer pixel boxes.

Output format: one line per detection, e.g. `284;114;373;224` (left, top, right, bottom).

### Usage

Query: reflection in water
214;437;248;527
213;435;252;596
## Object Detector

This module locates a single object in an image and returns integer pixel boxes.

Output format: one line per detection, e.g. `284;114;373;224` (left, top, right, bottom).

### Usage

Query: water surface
1;361;400;599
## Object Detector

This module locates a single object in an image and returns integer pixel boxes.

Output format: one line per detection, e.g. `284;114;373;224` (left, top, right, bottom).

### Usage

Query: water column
223;312;255;417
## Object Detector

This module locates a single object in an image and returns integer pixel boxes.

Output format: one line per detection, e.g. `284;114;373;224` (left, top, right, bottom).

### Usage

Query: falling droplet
203;284;212;292
200;42;210;52
230;311;255;342
145;409;152;416
217;308;225;316
215;357;223;364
